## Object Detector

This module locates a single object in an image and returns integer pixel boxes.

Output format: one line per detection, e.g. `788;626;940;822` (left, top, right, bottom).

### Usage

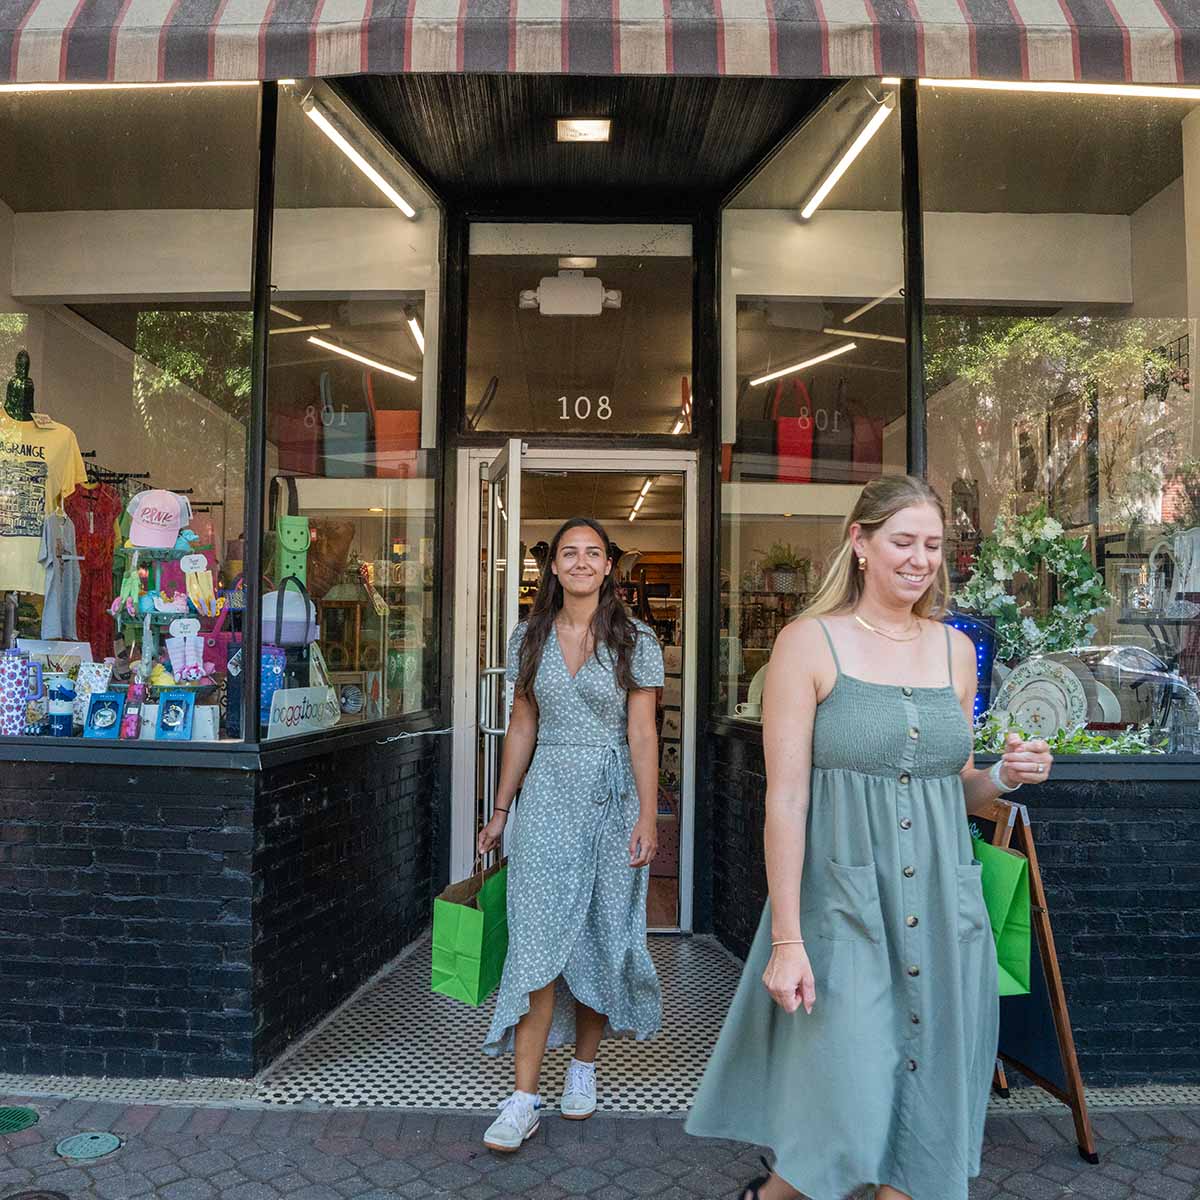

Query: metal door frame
451;444;700;932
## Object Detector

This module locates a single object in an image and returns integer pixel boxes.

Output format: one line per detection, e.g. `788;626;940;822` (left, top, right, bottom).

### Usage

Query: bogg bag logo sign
266;685;341;739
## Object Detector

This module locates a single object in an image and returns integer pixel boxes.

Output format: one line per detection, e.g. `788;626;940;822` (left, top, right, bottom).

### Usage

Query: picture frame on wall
663;645;683;675
1012;412;1046;510
661;710;682;741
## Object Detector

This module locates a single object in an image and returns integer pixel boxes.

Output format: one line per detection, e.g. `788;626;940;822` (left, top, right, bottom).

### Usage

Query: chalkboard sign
974;799;1099;1164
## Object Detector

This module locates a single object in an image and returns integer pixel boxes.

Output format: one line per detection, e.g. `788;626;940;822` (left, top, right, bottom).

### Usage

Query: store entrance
452;443;698;931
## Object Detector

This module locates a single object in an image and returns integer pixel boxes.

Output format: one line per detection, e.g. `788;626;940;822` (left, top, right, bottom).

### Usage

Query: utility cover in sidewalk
55;1131;121;1159
0;1106;39;1132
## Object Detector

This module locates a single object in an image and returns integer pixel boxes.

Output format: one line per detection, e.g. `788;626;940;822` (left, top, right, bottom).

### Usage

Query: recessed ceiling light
556;119;611;143
559;257;598;269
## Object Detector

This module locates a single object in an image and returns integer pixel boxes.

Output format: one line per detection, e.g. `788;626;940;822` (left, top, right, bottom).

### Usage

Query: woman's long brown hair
514;517;639;696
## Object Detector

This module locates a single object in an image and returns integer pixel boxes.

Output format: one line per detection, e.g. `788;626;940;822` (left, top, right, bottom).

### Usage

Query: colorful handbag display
972;835;1032;996
261;574;320;647
271;392;321;476
431;859;509;1006
268;476;310;588
364;371;420;479
775;378;815;484
321;371;370;479
203;604;242;675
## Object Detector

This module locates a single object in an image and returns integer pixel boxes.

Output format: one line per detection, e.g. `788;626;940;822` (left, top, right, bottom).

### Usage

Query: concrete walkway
3;1096;1200;1199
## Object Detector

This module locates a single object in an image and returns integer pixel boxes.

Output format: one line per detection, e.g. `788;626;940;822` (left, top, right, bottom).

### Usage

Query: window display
0;84;257;743
261;81;441;739
922;83;1200;755
718;79;904;721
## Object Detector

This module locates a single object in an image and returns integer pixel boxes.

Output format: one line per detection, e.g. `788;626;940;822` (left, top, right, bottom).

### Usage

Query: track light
800;98;894;220
883;77;1200;101
308;336;417;380
751;342;856;387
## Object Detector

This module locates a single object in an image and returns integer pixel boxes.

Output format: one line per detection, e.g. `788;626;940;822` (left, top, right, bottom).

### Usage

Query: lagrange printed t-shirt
0;415;88;594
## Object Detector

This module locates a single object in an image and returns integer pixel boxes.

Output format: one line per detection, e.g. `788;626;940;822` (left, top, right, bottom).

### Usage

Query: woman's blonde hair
802;474;951;620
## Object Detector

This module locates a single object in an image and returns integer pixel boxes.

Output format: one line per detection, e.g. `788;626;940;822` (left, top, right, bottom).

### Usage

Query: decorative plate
993;657;1089;737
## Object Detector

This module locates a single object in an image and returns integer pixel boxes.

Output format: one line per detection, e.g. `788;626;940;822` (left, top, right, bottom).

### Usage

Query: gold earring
858;556;867;571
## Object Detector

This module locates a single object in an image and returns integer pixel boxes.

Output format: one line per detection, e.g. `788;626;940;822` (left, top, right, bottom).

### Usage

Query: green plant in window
954;505;1109;663
973;710;1166;756
760;542;805;571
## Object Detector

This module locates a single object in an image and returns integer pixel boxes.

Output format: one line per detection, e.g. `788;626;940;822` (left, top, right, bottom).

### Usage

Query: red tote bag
775;378;815;484
851;413;885;483
364;372;420;478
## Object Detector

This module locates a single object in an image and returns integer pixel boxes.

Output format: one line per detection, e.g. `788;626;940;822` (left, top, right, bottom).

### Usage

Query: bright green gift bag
971;836;1032;996
431;861;509;1006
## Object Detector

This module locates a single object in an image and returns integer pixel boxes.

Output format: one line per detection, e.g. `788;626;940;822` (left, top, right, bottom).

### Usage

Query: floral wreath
954;506;1109;664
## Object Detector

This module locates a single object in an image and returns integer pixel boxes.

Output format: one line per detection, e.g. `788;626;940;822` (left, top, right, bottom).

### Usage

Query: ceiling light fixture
407;315;425;354
303;100;416;218
368;507;384;513
556;118;611;143
822;326;904;344
751;341;856;387
671;419;686;435
270;304;304;322
559;257;598;269
308;336;417;380
843;286;903;324
640;479;654;498
800;98;894;220
0;81;258;93
881;77;1200;101
269;323;333;335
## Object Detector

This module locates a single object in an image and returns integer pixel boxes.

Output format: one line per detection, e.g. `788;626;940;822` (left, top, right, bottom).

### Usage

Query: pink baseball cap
128;489;192;549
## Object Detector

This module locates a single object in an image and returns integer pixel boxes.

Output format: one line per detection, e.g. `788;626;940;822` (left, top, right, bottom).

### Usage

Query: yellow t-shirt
0;415;88;594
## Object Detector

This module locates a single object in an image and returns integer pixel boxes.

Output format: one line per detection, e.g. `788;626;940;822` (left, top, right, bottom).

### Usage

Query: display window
717;79;904;723
922;83;1200;757
260;81;441;740
0;86;257;744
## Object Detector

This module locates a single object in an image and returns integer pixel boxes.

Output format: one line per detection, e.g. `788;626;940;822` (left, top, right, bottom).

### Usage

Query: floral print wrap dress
686;620;998;1200
483;618;665;1057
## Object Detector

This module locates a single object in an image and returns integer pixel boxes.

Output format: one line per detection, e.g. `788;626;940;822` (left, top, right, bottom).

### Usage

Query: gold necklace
853;612;922;643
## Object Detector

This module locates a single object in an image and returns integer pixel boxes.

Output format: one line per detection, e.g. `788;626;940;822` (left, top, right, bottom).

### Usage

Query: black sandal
739;1155;773;1200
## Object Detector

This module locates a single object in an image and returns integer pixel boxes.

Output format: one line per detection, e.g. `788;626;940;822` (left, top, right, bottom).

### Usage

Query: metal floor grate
2;935;1198;1115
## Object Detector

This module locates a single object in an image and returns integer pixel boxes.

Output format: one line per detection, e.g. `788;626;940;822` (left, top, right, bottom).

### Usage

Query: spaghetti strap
815;619;842;676
943;622;954;688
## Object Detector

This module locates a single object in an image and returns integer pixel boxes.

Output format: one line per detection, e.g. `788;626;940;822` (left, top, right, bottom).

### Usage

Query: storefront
2;9;1199;1085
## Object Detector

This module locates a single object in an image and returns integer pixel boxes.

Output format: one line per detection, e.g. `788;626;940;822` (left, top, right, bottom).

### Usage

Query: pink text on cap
128;489;191;549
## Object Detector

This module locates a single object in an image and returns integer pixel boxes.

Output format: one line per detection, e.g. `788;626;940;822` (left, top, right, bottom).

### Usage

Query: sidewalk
3;1095;1199;1199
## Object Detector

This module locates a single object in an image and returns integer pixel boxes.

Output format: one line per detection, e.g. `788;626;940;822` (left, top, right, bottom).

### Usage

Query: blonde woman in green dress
686;475;1054;1200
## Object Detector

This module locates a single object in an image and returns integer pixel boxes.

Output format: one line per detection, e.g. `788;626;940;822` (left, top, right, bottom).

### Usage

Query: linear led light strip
844;285;902;324
303;100;416;218
270;323;332;335
308;336;417;380
751;341;856;387
881;77;1200;101
822;326;904;344
801;98;894;220
0;81;261;93
629;477;655;522
408;316;425;354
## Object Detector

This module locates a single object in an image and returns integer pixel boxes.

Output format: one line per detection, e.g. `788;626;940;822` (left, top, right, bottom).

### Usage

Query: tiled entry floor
257;935;741;1113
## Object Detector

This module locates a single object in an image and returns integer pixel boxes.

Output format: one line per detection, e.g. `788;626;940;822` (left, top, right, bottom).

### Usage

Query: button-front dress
483;618;665;1057
686;620;998;1200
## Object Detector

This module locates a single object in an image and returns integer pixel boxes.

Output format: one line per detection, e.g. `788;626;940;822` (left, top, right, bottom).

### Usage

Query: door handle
478;665;508;737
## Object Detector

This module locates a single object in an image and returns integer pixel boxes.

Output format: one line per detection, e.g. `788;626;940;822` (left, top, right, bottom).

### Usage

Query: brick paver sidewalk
2;1096;1199;1199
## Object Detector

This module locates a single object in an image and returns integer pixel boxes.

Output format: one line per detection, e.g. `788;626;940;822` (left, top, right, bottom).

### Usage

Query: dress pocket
818;858;885;943
956;861;989;941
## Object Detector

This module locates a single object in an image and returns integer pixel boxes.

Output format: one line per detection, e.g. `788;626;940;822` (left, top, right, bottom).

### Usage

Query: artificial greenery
954;505;1109;663
760;542;806;571
973;711;1167;756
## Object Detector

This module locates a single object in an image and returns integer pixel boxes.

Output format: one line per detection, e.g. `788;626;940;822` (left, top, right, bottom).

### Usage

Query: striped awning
4;0;1199;85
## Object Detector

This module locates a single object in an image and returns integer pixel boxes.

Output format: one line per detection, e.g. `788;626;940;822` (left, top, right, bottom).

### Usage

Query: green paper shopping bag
972;835;1032;996
431;859;509;1006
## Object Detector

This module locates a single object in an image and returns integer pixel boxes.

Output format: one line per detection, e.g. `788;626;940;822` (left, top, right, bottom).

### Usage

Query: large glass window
466;225;693;436
922;83;1200;756
262;82;441;739
718;79;904;722
0;85;257;744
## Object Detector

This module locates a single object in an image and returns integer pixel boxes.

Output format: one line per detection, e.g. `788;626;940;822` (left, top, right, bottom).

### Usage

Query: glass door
477;439;524;847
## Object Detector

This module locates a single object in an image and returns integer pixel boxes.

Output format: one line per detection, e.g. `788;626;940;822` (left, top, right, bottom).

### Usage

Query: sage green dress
686;620;998;1200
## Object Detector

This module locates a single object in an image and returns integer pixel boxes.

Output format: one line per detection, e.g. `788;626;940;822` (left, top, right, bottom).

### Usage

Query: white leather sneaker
560;1061;597;1120
483;1092;542;1152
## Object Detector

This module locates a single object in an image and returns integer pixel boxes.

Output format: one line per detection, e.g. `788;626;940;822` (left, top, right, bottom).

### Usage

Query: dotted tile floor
2;933;1198;1117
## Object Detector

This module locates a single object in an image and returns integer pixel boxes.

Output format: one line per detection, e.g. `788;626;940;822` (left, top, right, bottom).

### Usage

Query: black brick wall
709;724;1200;1087
252;735;437;1071
0;762;256;1079
0;732;439;1080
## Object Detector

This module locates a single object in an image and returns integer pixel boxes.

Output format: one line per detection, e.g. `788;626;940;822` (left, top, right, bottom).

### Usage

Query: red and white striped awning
3;0;1199;85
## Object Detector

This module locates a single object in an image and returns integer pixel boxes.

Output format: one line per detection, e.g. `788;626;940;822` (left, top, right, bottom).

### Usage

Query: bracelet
494;805;510;814
988;759;1022;794
771;938;805;947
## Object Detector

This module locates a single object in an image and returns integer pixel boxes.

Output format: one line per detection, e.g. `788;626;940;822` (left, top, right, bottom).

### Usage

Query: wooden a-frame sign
975;798;1099;1164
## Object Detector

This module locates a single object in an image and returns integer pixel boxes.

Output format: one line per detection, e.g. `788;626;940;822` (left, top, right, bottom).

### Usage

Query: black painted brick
709;728;1200;1087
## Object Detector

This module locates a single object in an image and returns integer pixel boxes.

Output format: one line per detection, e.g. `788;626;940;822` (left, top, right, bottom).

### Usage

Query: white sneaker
483;1092;542;1152
560;1061;597;1120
